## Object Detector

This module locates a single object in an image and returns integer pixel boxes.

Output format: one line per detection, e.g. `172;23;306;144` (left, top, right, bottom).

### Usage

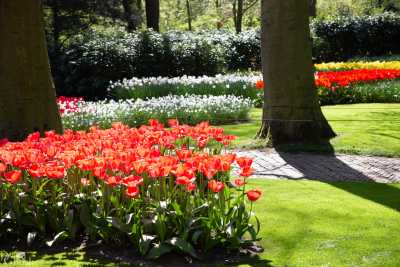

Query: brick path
233;149;400;183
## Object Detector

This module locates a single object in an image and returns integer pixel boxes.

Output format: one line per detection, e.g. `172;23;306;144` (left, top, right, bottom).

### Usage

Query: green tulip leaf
146;243;173;259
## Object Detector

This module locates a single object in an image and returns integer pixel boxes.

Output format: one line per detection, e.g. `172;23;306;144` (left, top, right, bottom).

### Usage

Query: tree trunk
232;0;237;30
0;0;62;141
257;0;335;144
122;0;142;32
309;0;317;17
145;0;159;31
235;0;244;33
186;0;192;31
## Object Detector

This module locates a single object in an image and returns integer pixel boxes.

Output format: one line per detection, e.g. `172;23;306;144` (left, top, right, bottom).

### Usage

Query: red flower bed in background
315;69;400;89
256;69;400;91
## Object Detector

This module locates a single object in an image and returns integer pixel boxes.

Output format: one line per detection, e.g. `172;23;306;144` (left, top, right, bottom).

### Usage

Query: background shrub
52;13;400;99
311;12;400;62
53;30;140;100
226;30;261;70
55;30;225;99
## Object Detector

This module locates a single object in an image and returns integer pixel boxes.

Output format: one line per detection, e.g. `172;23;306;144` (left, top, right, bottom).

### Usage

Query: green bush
226;30;261;70
311;12;400;62
54;30;140;100
55;30;226;99
51;13;400;99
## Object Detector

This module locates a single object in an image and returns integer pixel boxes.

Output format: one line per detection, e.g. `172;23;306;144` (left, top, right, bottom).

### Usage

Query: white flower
61;95;253;130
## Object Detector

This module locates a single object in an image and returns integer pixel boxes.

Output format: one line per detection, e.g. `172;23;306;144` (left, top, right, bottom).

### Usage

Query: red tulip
233;178;246;187
27;164;44;178
186;182;196;192
168;119;179;127
255;80;264;90
122;175;143;187
236;157;253;169
208;180;224;193
4;170;22;184
246;189;262;202
176;176;193;185
45;165;66;179
148;165;161;178
240;167;254;177
125;186;139;198
106;176;121;187
132;160;148;175
176;149;192;161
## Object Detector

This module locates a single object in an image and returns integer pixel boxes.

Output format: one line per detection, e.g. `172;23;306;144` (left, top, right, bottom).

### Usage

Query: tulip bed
108;67;400;107
315;60;400;71
0;120;261;259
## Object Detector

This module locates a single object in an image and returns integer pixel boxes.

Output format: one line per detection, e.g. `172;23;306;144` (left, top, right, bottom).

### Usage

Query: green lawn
223;103;400;157
2;179;400;266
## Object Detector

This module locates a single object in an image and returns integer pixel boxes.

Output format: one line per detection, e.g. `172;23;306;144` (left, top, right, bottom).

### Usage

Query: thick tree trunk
0;0;62;141
145;0;159;31
257;0;335;144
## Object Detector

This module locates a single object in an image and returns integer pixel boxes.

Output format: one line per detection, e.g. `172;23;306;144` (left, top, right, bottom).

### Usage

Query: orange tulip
208;180;224;193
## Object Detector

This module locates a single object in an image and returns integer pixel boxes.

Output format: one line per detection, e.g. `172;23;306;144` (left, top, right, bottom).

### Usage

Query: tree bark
0;0;62;141
145;0;159;31
235;0;244;33
257;0;335;144
186;0;192;31
309;0;317;17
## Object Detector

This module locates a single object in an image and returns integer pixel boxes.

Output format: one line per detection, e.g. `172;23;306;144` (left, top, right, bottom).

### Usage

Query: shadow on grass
274;140;400;212
0;243;274;267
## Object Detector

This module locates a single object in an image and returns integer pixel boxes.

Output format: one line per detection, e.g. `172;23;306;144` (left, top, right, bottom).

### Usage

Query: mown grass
222;103;400;157
2;179;400;266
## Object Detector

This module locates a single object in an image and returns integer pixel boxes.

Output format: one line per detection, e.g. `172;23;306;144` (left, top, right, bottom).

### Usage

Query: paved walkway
233;149;400;183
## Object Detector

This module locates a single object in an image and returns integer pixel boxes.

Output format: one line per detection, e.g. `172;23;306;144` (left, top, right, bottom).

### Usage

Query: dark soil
0;237;270;267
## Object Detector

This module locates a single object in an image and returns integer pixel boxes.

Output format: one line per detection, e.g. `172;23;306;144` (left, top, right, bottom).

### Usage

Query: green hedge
311;12;400;62
51;13;400;99
53;30;225;99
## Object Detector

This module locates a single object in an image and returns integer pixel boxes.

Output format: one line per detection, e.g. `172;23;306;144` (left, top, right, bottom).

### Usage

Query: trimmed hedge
51;13;400;99
53;30;226;99
311;12;400;62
